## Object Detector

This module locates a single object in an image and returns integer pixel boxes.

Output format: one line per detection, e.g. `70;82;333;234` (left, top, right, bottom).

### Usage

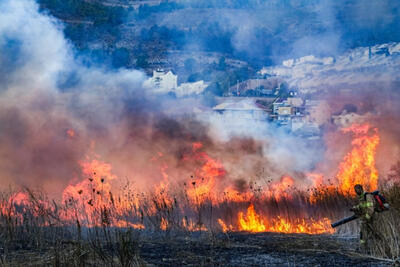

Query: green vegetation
39;0;126;25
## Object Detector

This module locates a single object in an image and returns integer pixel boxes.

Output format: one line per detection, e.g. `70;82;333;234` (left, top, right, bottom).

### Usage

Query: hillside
262;43;400;93
37;0;400;94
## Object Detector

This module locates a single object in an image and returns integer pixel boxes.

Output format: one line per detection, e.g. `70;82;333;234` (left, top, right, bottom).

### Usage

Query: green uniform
353;192;375;251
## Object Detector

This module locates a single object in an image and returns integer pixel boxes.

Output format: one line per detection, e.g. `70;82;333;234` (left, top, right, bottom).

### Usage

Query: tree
205;82;224;96
184;58;197;73
217;57;227;71
187;73;201;83
112;47;130;68
135;54;148;69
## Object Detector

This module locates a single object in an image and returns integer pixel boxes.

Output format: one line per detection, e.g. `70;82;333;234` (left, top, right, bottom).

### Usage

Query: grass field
0;181;399;266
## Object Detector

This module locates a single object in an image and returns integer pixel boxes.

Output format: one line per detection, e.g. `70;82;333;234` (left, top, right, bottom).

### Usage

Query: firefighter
350;184;375;252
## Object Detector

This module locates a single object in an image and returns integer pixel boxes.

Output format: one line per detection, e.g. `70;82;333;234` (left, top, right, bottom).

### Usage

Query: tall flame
238;204;266;232
185;143;226;204
336;123;380;195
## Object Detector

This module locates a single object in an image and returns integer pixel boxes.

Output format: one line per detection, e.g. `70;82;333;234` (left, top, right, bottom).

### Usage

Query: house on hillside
332;111;364;128
213;99;269;121
144;69;207;97
175;80;207;97
228;78;282;96
144;69;178;93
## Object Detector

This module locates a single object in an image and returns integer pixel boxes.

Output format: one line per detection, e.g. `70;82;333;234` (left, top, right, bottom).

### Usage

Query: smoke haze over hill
0;0;400;200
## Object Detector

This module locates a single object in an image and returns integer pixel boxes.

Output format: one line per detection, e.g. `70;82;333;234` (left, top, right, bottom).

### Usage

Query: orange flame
8;127;380;235
185;149;226;204
182;218;208;231
160;217;168;230
268;175;295;200
61;159;122;225
268;217;334;234
218;219;234;233
66;129;75;138
232;204;334;234
336;123;380;195
238;204;266;232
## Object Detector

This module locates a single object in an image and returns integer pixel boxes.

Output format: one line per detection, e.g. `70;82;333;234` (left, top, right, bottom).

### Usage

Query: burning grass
0;123;399;263
0;180;399;264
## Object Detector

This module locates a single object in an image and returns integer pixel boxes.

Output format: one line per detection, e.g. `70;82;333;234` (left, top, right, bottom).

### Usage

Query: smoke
201;113;324;176
0;0;266;196
0;0;150;193
2;0;400;201
130;0;400;66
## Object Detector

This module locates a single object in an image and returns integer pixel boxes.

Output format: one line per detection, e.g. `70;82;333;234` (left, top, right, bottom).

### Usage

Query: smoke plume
1;0;400;200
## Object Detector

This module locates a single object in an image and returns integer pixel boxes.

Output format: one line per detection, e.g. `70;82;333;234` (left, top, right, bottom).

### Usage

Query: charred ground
2;231;393;266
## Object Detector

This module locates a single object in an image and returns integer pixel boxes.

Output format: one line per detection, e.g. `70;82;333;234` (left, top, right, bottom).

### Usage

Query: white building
176;80;207;97
144;69;178;94
144;69;207;97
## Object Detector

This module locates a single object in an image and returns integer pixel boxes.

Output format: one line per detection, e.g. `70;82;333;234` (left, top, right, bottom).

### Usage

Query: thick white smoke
1;0;399;200
0;0;147;194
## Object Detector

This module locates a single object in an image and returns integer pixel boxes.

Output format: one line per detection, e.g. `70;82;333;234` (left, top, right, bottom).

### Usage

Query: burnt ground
138;232;393;267
1;232;395;266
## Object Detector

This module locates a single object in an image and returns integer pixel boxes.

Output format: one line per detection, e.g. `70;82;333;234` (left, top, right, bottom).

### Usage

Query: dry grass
0;180;399;264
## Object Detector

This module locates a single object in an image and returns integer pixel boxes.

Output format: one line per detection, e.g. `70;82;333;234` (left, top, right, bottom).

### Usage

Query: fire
160;217;168;230
336;123;380;195
185;147;226;204
307;173;337;204
268;175;295;200
66;129;75;138
221;186;253;202
12;192;30;206
238;204;266;232
218;219;234;233
0;192;29;222
182;218;208;231
62;159;116;207
233;204;334;234
268;217;334;234
114;221;145;229
6;125;380;235
307;173;324;188
61;159;124;226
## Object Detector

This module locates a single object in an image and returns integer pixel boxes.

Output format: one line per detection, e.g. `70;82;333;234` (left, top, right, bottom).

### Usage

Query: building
287;97;303;108
277;106;293;116
213;99;269;121
272;98;293;115
144;69;207;97
176;80;207;98
144;69;178;94
332;111;364;128
227;78;282;96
